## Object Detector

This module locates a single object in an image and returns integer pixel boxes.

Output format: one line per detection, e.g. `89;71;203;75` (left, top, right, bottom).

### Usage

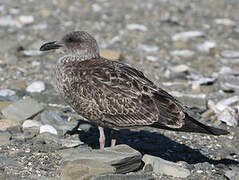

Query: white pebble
170;50;194;57
196;41;216;52
0;16;21;27
171;64;190;73
126;24;148;31
26;81;45;93
215;18;236;26
219;66;233;74
220;50;239;59
92;4;102;12
40;125;57;135
172;31;204;41
138;44;158;52
21;50;43;57
0;89;16;96
146;56;157;62
22;120;42;129
18;15;34;24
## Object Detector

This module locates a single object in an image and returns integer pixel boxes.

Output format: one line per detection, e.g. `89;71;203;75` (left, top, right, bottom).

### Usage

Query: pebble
40;124;58;135
220;50;239;59
142;154;190;178
0;16;21;27
219;66;233;75
172;31;204;41
0;119;20;131
20;50;43;57
215;18;236;26
138;44;159;52
197;77;216;85
170;50;195;57
126;24;148;31
100;50;122;61
146;56;157;62
0;89;16;97
1;97;43;122
18;15;34;25
217;107;239;127
91;4;102;12
26;81;46;93
196;41;216;52
171;64;190;73
61;139;84;148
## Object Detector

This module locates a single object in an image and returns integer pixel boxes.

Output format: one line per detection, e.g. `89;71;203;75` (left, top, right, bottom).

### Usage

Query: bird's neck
61;51;100;62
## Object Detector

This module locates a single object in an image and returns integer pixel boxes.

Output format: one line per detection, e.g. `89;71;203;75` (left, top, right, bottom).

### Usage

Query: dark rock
59;144;142;178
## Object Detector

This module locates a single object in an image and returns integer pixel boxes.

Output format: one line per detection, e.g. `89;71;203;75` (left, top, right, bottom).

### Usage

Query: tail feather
151;113;229;136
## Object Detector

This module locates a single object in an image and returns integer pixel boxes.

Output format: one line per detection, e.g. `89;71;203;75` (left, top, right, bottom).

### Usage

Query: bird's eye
67;37;74;43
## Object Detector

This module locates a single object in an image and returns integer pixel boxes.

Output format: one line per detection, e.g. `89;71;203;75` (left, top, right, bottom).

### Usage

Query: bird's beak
40;41;62;51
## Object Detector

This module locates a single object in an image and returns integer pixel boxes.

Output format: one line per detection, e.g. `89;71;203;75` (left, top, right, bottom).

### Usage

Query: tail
150;114;229;136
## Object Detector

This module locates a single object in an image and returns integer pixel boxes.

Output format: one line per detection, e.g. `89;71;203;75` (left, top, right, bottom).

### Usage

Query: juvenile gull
40;31;229;149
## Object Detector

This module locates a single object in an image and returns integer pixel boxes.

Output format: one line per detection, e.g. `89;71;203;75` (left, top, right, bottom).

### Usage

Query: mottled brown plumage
40;31;229;148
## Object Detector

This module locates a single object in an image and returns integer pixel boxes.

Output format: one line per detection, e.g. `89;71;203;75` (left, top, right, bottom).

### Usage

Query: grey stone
0;153;24;170
170;91;207;109
142;154;190;178
225;166;239;180
1;97;43;122
217;107;239;127
59;144;142;175
0;131;11;146
215;96;239;111
40;110;78;135
90;173;156;180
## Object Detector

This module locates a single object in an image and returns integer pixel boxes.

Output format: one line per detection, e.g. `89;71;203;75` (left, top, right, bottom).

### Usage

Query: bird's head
40;31;99;60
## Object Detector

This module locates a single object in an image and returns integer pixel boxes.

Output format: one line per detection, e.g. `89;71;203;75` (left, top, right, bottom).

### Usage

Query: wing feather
60;58;185;129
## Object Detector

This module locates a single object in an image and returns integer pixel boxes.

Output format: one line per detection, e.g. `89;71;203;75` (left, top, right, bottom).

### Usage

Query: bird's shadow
67;119;238;167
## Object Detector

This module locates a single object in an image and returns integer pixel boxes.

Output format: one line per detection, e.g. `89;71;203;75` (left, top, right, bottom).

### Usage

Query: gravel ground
0;0;239;179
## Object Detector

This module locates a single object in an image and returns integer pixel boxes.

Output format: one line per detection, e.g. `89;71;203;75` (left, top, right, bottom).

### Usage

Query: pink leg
98;126;105;149
111;139;116;147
